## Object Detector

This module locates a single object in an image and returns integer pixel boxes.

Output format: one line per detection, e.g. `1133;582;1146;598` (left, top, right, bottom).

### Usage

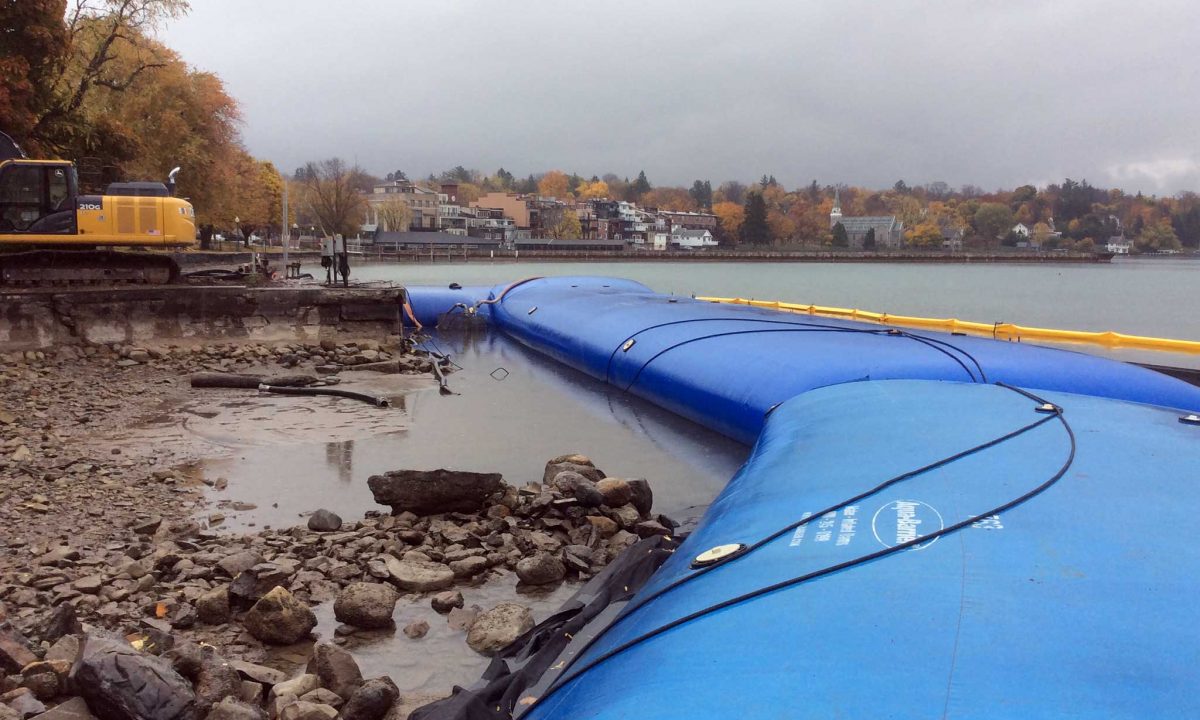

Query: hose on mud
257;383;390;407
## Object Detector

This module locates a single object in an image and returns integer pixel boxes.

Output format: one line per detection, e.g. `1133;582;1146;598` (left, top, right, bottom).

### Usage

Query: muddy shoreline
0;338;674;719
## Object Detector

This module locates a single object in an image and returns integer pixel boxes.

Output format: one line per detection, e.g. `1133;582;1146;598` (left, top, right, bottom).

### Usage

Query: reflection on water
326;440;354;484
196;330;748;531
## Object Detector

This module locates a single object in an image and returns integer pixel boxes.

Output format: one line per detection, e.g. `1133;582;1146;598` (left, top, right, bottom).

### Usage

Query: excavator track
0;250;180;286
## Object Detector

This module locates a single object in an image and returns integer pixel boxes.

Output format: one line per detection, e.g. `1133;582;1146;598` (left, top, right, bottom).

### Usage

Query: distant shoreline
347;248;1116;264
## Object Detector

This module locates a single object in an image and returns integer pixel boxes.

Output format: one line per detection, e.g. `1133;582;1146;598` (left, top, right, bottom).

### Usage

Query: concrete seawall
0;286;405;351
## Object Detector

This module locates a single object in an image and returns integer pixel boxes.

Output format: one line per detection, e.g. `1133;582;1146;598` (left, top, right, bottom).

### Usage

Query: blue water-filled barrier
409;276;1200;444
520;380;1200;719
402;277;1200;718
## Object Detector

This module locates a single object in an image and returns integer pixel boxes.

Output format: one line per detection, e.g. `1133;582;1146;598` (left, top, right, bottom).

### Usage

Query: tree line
0;0;282;243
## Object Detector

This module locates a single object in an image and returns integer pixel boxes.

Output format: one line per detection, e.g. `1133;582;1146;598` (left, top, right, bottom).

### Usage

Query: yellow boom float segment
696;296;1200;355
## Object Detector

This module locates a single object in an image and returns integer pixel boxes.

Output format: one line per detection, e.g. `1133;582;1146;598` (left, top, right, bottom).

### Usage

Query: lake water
340;255;1200;369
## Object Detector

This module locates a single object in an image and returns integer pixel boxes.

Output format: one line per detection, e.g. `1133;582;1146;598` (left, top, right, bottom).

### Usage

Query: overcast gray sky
159;0;1200;194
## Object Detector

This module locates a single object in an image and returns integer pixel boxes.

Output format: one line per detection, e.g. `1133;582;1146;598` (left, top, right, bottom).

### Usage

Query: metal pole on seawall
281;181;289;271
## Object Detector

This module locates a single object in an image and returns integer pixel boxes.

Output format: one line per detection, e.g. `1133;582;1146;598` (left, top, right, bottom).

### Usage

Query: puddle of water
196;331;749;531
292;575;580;695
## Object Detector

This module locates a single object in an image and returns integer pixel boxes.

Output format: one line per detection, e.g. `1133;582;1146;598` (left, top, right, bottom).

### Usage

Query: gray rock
607;503;641;528
466;603;534;656
383;557;454;593
430;590;464;614
1;689;44;718
216;551;262;578
0;625;40;673
366;470;502;515
402;620;429;639
229;660;287;686
516;553;566;585
595;478;633;507
298;688;342;708
194;652;243;711
269;674;318;702
542;461;604;486
242;587;316;645
196;585;231;625
333;583;399;629
552;472;604;508
74;634;196;720
634;520;671;538
277;701;337;720
20;696;95;719
307;642;361;700
204;697;266;720
626;478;654;516
306;510;342;532
337;677;399;720
447;556;488;578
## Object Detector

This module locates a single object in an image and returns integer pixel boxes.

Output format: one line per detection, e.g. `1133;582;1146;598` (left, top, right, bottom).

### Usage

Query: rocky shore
0;340;668;718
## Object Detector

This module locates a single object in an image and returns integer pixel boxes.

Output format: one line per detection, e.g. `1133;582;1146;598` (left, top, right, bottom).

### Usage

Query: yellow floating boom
696;296;1200;355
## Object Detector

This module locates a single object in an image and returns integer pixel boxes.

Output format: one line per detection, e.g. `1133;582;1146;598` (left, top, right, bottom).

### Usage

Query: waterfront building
363;180;440;232
671;228;717;249
830;189;903;247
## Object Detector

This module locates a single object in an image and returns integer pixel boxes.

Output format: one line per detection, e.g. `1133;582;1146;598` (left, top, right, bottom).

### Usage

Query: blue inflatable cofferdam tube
520;381;1200;719
474;276;1200;443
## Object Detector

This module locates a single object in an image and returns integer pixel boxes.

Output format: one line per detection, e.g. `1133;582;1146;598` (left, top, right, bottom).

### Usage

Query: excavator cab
0;161;78;234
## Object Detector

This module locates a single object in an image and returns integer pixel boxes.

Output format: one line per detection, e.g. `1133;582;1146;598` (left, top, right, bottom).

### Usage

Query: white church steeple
830;187;843;228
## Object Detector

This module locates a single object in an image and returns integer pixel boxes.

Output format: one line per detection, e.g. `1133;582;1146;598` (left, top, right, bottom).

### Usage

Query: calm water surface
341;256;1200;368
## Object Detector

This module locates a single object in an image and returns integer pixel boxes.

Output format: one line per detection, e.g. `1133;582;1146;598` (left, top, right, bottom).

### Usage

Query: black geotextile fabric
410;534;680;720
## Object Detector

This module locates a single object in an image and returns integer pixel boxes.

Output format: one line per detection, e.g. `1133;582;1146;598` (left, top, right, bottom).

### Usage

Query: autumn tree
640;188;697;212
541;206;582;239
376;197;411;232
232;158;283;243
0;0;69;148
537;170;571;200
712;201;744;244
302;158;367;238
1135;220;1181;253
905;220;943;247
717;180;746;205
973;203;1014;245
740;192;771;244
24;0;191;156
577;180;610;200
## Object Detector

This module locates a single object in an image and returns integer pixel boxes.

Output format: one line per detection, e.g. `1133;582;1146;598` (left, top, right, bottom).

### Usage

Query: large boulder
333;583;399;629
73;634;197;720
242;587;316;645
383;556;454;593
307;642;362;700
466;603;534;656
595;478;633;507
338;677;399;720
626;478;654;516
542;461;604;486
306;510;342;532
196;585;231;625
205;697;267;720
515;553;565;586
366;469;502;515
552;472;604;508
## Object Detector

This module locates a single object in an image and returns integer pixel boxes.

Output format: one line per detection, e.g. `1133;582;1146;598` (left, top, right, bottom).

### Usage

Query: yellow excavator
0;130;196;285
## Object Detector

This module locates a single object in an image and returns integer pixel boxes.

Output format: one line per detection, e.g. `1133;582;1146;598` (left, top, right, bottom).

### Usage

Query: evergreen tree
832;222;849;248
863;227;876;249
633;170;652;197
740;192;771;244
689;179;713;209
893;180;909;194
807;180;820;204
